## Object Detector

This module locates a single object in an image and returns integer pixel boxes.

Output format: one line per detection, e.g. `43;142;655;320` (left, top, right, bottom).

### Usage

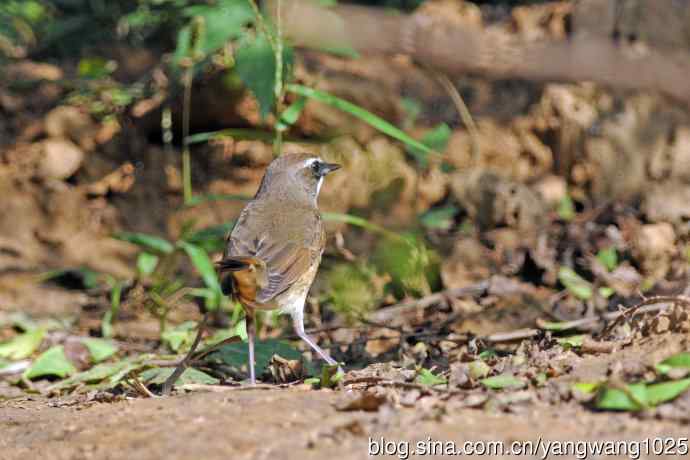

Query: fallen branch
599;295;690;338
368;280;491;325
270;0;690;106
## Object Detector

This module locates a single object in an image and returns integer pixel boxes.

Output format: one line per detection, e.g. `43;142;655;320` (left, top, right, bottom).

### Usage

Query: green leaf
419;206;458;230
137;252;159;277
40;267;101;290
596;247;618;271
81;338;118;363
206;339;308;377
235;34;293;119
277;96;307;131
179;242;221;292
557;335;585;349
161;321;198;353
321;364;344;388
0;329;44;360
114;232;174;254
594;379;690;410
107;354;157;386
558;266;593;300
409;123;451;164
539;320;576;331
287;84;437;159
48;361;129;391
139;367;219;386
478;349;498;360
24;345;77;380
598;286;615;298
400;97;422;128
187;287;223;311
480;374;526;390
173;24;192;65
656;352;690;375
646;379;690;406
183;221;235;253
175;0;254;64
416;368;447;386
596;383;647;411
572;382;599;394
557;195;575;221
77;57;114;79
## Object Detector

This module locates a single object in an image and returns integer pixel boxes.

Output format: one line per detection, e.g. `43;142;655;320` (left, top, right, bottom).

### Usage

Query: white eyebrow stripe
303;158;319;167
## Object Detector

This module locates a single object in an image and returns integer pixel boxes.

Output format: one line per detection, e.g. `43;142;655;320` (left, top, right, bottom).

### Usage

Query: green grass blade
184;194;251;208
322;212;405;242
179;241;221;292
113;232;175;255
286;84;438;159
185;128;328;145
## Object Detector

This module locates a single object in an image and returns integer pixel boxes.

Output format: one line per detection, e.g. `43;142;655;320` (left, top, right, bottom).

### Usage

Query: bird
216;152;341;384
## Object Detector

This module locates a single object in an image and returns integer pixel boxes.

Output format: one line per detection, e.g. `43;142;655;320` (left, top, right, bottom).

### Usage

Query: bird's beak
321;162;341;175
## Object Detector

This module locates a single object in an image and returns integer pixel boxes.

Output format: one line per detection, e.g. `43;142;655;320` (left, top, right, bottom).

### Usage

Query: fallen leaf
24;345;77;380
335;392;387;412
480;374;526;390
416;368;447;386
0;329;45;360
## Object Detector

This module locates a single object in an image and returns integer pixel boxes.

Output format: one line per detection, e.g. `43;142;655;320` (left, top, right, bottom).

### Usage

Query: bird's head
256;152;341;206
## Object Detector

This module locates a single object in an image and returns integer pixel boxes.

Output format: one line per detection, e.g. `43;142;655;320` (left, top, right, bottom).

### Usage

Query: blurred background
2;0;690;397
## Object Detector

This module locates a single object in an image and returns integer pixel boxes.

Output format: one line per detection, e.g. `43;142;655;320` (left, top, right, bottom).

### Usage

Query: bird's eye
311;161;320;174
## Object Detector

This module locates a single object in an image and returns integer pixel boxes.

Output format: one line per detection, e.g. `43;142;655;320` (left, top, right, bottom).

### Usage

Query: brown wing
221;201;324;305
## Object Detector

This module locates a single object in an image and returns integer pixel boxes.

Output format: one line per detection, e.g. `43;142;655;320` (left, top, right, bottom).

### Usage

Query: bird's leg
246;309;257;384
292;311;339;368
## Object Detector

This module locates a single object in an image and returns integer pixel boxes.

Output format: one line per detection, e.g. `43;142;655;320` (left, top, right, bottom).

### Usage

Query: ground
2;1;690;458
3;333;690;459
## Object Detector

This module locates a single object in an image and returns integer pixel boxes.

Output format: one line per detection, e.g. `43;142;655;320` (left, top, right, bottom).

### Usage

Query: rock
633;223;676;282
441;237;493;289
643;183;690;223
533;174;567;207
39;139;85;180
670;127;690;181
450;169;546;232
44;106;96;151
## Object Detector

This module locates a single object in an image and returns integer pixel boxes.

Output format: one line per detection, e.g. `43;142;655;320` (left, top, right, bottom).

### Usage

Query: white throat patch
315;175;324;198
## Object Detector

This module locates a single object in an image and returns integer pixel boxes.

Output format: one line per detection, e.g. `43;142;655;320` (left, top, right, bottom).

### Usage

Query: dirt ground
3;1;690;458
1;390;685;460
3;333;689;460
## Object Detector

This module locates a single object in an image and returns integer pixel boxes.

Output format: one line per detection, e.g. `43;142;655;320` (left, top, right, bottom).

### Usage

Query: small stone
39;138;84;180
44;106;96;150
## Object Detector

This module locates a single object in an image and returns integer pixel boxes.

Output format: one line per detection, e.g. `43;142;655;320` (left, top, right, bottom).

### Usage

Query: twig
434;72;480;166
580;337;620;354
484;328;539;342
368;280;490;324
129;374;156;398
190;334;243;361
162;312;210;395
177;383;277;392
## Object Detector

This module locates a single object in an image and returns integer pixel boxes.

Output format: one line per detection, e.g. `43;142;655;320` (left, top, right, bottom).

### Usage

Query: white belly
274;261;319;317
